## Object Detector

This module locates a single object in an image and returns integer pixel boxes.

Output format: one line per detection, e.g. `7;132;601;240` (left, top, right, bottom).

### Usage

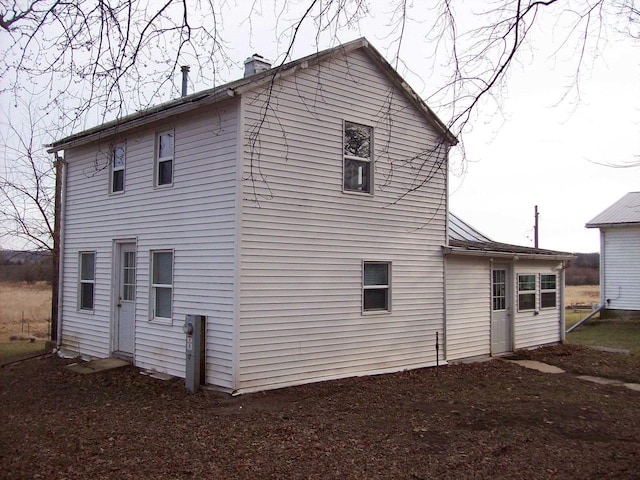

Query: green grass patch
0;340;49;365
566;313;640;355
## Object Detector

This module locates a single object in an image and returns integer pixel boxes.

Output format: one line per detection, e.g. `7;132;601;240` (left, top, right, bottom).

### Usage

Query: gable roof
47;38;456;153
447;213;575;261
585;192;640;228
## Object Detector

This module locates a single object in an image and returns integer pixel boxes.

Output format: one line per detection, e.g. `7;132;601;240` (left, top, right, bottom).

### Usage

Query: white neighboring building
586;192;640;314
445;214;574;361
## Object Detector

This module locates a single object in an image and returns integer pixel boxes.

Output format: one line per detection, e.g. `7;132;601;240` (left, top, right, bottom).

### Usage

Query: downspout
55;154;67;349
559;261;566;343
599;230;605;311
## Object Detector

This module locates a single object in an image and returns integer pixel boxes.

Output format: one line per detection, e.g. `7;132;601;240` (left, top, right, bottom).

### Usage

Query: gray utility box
183;314;206;393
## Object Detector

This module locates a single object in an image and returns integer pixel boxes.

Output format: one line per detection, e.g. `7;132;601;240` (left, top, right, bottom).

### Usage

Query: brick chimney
243;54;271;77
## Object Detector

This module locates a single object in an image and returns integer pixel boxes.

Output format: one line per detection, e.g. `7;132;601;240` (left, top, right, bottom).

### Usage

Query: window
540;274;557;309
79;252;95;311
151;251;173;320
111;144;126;193
492;269;506;311
363;262;390;312
156;131;174;186
518;274;536;311
344;121;373;193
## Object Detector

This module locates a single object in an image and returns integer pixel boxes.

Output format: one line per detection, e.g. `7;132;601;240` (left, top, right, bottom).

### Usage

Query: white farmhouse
48;38;573;394
586;192;640;314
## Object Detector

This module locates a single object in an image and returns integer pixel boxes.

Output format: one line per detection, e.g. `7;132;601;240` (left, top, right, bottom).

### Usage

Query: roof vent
181;65;190;97
243;54;271;77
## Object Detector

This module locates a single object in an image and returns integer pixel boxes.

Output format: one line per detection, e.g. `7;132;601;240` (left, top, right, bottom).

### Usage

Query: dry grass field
564;284;599;306
0;282;52;342
0;283;600;344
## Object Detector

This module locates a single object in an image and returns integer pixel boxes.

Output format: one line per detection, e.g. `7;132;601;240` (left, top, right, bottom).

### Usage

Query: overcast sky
2;1;638;253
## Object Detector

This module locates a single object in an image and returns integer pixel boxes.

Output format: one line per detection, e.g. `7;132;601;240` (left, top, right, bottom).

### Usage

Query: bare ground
1;348;639;480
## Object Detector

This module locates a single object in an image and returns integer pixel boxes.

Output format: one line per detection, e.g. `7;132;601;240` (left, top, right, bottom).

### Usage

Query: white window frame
155;130;174;187
343;121;373;194
517;274;537;312
150;250;173;322
78;251;96;312
362;261;391;313
540;274;557;309
110;143;126;194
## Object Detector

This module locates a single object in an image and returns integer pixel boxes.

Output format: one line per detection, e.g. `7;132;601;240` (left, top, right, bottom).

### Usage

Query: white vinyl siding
237;49;448;393
60;100;239;388
601;227;640;311
445;256;491;360
513;260;563;349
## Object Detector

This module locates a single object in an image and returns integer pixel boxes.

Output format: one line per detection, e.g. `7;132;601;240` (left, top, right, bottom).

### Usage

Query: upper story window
156;131;174;186
344;121;373;194
540;274;557;309
111;144;126;193
518;274;536;312
79;252;96;311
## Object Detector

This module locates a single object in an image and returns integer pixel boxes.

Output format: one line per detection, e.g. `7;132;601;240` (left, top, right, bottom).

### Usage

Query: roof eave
46;88;237;153
442;246;576;262
585;221;640;229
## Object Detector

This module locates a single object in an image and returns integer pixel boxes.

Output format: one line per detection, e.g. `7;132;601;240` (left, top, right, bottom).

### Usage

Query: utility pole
534;205;539;249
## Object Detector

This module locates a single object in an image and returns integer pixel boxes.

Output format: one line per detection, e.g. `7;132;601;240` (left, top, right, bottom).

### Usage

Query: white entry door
491;267;512;354
115;243;136;356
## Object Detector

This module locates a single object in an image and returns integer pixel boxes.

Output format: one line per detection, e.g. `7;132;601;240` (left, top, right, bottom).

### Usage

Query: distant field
564;284;599;307
0;282;51;342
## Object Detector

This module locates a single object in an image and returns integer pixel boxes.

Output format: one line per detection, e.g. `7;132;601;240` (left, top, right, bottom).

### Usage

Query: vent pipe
243;54;271;77
181;65;190;97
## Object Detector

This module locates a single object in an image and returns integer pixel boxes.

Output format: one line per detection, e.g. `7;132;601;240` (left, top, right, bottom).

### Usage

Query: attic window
156;131;174;186
343;121;373;194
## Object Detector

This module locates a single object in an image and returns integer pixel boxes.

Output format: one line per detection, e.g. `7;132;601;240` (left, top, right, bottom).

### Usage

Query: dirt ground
1;347;638;480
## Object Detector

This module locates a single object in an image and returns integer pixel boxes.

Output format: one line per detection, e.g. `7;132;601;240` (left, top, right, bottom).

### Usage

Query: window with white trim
363;262;390;312
111;144;126;193
151;250;173;320
518;274;536;311
344;121;373;193
540;274;557;309
156;131;174;186
79;252;95;311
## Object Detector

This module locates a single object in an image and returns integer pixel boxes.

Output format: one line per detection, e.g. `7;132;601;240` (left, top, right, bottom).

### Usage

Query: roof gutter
47;88;237;153
442;246;576;262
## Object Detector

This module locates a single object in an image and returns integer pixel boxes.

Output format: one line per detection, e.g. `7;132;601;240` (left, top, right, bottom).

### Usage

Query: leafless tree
0;106;55;253
2;1;637;141
0;103;59;340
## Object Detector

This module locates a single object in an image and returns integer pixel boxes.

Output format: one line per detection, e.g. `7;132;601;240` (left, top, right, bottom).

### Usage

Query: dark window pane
519;293;535;311
344;158;370;192
81;283;94;310
112;170;124;192
155;287;172;318
153;252;173;285
364;263;388;286
344;122;371;158
541;274;556;290
541;292;556;308
158;159;173;185
81;253;94;280
364;288;388;311
518;275;535;292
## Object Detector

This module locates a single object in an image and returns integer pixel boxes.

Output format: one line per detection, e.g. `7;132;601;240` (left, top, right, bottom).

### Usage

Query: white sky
2;1;638;253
